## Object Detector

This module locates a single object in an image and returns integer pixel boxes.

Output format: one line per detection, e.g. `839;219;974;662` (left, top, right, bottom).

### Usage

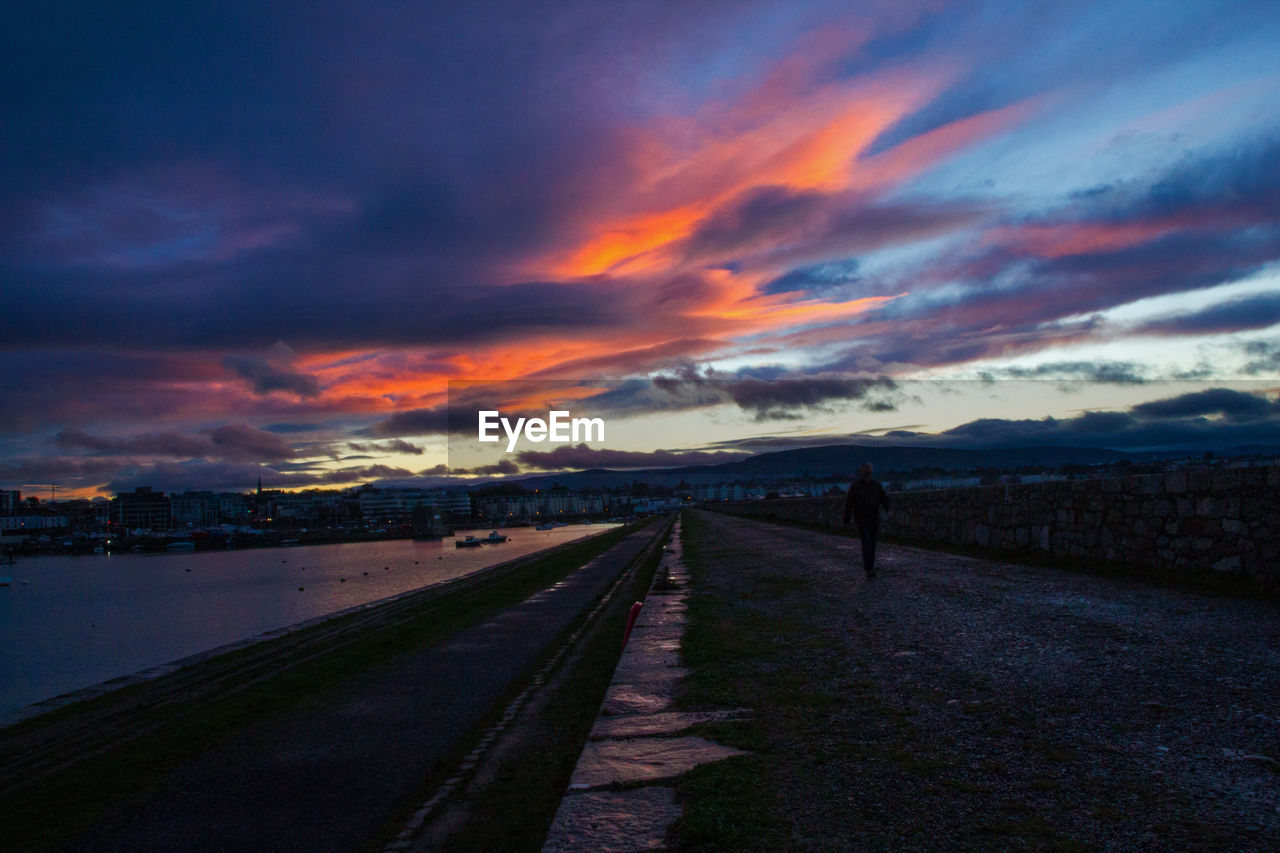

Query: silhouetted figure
843;462;890;578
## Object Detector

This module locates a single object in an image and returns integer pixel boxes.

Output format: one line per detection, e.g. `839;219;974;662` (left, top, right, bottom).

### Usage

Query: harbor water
0;524;616;719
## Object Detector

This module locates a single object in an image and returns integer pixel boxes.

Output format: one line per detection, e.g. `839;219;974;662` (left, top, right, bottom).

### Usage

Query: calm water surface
0;524;617;718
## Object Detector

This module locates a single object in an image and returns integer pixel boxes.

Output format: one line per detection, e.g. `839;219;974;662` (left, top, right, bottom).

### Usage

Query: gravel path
685;511;1279;851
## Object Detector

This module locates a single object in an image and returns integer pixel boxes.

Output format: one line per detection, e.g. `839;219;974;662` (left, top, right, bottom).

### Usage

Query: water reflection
1;524;616;717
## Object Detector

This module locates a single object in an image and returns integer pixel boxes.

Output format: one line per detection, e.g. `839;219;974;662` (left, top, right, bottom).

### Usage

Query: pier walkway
665;510;1279;850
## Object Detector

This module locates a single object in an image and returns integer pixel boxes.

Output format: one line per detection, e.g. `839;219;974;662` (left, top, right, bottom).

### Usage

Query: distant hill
497;443;1182;491
1219;445;1280;458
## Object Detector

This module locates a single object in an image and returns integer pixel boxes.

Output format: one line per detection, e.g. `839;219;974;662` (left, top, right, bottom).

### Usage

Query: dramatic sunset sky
4;1;1280;497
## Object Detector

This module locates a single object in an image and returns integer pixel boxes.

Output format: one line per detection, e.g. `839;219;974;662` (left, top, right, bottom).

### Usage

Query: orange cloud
231;38;1028;431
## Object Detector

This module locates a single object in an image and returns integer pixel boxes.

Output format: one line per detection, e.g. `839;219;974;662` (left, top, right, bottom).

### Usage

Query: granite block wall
713;466;1280;585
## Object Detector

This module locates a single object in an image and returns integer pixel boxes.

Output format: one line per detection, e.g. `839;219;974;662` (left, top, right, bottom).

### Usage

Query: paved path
55;522;666;853
683;511;1280;850
542;517;747;852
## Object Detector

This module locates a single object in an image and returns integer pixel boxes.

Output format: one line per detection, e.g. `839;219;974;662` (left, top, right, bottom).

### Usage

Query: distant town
3;444;1273;557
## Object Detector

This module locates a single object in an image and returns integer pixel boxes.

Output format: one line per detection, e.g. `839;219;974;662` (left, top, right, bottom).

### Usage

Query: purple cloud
54;428;213;457
223;354;321;398
208;424;297;461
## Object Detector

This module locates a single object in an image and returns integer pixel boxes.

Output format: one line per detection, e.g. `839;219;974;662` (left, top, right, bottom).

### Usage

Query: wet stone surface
569;736;746;789
541;787;680;853
542;520;747;853
600;683;677;717
609;664;689;685
589;709;750;741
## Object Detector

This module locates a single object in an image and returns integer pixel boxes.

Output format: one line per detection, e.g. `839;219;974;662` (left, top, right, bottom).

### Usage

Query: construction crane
21;483;59;503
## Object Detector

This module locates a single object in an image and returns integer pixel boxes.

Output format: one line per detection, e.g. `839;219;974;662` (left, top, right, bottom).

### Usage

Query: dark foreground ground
672;510;1279;851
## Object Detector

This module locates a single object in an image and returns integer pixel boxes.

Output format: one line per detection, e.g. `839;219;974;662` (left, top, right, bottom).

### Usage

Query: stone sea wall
713;466;1280;585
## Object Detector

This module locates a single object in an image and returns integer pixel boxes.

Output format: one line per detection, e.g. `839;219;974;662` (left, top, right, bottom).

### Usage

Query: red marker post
622;601;644;648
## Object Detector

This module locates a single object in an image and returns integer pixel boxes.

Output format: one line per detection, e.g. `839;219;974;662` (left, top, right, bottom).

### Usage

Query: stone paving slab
611;649;681;670
568;736;746;789
609;664;689;684
600;682;678;716
627;622;684;640
588;709;752;740
541;787;680;853
543;519;747;852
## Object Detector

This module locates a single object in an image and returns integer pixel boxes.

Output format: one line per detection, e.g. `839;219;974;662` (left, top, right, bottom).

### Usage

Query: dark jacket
844;478;889;524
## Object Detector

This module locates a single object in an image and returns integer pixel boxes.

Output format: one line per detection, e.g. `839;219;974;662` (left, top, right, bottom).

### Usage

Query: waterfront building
472;489;619;521
0;515;69;533
171;491;220;528
358;488;440;523
219;492;251;523
113;486;172;532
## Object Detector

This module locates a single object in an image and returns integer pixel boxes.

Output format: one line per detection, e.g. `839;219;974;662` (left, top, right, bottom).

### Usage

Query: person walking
843;462;890;578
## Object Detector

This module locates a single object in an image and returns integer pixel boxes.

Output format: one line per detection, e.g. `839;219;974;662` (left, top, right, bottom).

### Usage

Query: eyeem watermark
478;410;605;453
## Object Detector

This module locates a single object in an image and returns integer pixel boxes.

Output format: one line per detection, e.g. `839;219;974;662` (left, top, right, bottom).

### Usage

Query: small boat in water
535;523;555;530
455;535;483;548
165;540;195;551
482;531;508;543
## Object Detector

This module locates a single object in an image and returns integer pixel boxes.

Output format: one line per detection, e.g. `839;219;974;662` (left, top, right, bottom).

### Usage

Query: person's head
860;462;873;480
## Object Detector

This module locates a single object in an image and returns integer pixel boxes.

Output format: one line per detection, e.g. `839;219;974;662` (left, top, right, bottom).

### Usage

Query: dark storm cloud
1133;294;1280;337
208;425;296;461
650;372;899;421
1;1;722;355
1129;387;1280;421
223;355;321;398
347;439;424;455
682;186;826;261
0;455;135;485
262;423;323;434
456;460;522;476
1100;137;1280;226
516;444;750;471
370;406;452;438
933;388;1280;450
0;262;631;351
996;361;1147;384
54;428;212;457
0;348;235;432
699;432;867;453
105;460;416;495
724;375;899;420
1241;340;1280;375
565;372;901;422
53;423;298;462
